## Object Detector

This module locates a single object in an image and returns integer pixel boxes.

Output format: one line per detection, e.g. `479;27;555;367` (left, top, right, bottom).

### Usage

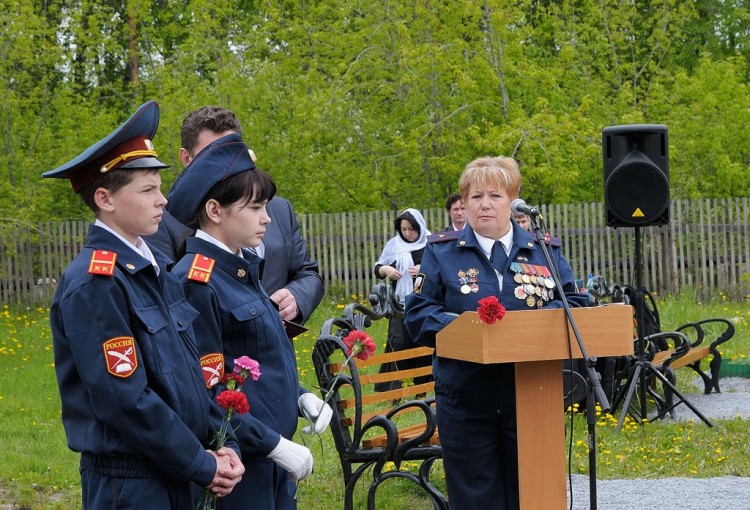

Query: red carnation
477;296;506;325
216;389;250;415
343;330;377;360
221;372;246;391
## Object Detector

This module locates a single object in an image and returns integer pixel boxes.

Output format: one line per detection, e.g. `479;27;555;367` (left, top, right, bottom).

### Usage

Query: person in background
167;132;332;509
42;101;244;509
404;156;588;509
440;193;467;231
513;211;532;231
373;208;433;392
145;106;323;325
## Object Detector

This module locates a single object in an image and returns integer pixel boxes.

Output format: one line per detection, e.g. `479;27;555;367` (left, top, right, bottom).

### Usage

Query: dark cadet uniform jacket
404;222;589;408
147;196;323;324
172;237;303;460
50;225;232;487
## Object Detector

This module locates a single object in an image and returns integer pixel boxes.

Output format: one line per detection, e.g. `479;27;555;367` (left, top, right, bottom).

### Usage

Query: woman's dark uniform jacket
404;222;589;408
50;226;235;488
147;198;323;325
173;237;302;455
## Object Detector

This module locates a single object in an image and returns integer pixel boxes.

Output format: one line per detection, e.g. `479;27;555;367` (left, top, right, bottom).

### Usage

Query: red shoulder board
103;336;138;378
536;233;562;248
200;352;225;388
88;250;117;276
427;230;460;243
188;254;215;283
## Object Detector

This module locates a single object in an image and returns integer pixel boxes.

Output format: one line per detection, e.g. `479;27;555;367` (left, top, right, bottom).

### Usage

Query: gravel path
567;377;750;510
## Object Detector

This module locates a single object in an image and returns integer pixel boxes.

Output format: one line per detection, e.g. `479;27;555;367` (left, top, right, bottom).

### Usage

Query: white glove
298;392;333;435
267;437;314;481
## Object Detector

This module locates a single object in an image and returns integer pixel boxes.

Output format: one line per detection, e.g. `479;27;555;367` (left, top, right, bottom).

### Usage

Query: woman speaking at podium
404;156;587;509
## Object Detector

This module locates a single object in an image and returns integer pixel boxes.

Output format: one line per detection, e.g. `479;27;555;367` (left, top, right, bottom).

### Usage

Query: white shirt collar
195;229;243;258
474;222;514;259
94;219;159;275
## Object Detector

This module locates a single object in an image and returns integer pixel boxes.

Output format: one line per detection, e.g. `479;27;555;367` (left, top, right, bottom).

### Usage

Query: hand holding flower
196;355;260;510
206;448;244;497
298;393;333;435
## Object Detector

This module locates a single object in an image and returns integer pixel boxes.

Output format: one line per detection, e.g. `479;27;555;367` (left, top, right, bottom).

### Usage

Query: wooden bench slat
355;346;434;368
362;423;441;448
328;346;434;374
652;347;710;370
359;365;433;385
338;381;435;411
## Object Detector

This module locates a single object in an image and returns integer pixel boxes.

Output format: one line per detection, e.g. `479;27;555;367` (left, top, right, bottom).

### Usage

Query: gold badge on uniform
458;270;470;294
466;268;480;293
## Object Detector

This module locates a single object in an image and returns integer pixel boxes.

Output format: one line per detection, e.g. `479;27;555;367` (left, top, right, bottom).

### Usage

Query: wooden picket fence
1;198;749;308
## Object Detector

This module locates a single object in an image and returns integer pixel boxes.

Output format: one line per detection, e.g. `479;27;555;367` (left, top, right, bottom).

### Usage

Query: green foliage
1;0;750;221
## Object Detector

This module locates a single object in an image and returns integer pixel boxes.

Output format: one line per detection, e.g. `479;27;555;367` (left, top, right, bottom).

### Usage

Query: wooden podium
436;304;634;509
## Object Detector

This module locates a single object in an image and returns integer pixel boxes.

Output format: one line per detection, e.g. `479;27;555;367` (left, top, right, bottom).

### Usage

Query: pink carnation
234;355;261;381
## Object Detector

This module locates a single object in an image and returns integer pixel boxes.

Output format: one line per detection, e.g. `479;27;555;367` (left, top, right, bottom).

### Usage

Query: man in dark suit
146;106;323;324
440;193;467;232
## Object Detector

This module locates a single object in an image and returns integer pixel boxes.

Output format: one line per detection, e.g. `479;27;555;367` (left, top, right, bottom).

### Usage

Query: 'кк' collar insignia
188;254;215;283
88;250;117;276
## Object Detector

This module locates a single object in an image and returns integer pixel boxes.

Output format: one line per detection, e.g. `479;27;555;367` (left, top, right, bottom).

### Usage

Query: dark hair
175;169;276;260
445;193;462;211
189;168;277;231
181;106;243;155
78;169;159;214
394;211;420;242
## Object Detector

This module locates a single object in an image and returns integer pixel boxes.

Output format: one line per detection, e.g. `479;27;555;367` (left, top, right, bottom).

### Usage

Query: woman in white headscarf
373;208;432;392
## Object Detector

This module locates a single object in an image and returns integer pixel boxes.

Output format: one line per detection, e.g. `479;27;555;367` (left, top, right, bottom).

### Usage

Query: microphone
510;198;541;217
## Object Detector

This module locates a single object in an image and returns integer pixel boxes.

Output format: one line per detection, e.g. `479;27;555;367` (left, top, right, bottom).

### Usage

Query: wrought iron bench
311;283;447;510
589;277;736;419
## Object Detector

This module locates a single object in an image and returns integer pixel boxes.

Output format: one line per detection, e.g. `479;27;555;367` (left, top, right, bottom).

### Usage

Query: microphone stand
528;212;608;510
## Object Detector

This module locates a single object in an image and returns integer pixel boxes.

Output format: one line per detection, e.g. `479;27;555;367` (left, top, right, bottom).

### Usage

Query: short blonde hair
459;156;522;201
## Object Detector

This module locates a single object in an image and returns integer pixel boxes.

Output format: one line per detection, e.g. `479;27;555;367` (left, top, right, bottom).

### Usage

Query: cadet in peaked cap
166;131;256;224
168;131;331;510
43;100;168;192
44;101;244;509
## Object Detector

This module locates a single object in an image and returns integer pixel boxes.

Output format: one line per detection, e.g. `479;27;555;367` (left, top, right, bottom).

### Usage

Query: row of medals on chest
458;262;556;308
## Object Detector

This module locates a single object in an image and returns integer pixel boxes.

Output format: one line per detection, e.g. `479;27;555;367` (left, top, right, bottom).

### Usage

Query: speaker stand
611;227;712;430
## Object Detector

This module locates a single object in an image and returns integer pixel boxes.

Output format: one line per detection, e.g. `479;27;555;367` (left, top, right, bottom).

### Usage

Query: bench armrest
678;318;735;350
644;330;691;369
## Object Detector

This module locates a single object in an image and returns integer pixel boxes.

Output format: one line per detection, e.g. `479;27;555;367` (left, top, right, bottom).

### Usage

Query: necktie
490;241;508;273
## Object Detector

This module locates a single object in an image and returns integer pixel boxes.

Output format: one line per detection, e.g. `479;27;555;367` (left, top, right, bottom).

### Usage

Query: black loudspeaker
602;124;669;227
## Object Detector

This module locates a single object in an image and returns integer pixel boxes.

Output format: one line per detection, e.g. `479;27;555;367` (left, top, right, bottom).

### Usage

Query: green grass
1;288;748;508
